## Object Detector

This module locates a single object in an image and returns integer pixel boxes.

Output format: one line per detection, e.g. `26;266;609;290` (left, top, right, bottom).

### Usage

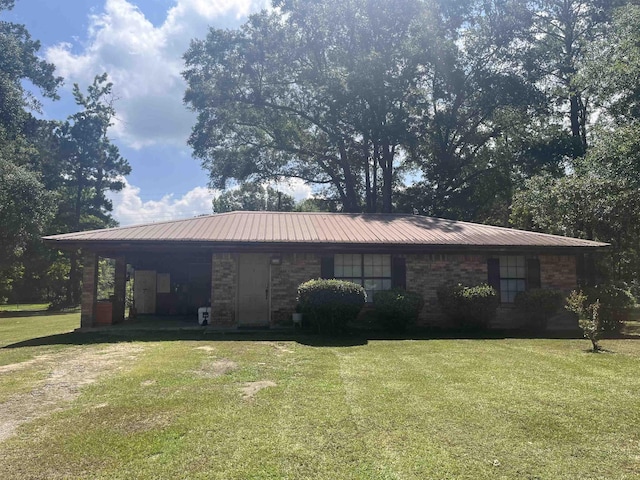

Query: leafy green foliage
566;290;602;352
97;258;115;301
213;183;295;213
0;159;55;302
297;279;366;335
0;0;61;139
514;288;564;329
511;168;640;282
373;289;424;332
437;283;499;329
583;283;634;333
54;73;131;306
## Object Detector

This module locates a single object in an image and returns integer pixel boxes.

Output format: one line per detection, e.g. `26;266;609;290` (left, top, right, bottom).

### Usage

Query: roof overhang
42;238;610;256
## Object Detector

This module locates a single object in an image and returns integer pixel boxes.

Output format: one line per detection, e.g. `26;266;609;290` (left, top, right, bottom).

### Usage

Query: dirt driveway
0;343;143;442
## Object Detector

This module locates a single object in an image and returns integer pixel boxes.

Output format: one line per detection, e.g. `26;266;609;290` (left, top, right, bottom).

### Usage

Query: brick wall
211;253;238;327
81;253;98;328
209;251;580;330
270;253;321;325
405;254;488;326
540;255;577;293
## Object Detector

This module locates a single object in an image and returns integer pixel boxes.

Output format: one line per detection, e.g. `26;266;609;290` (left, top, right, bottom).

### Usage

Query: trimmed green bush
584;283;634;333
514;288;564;329
297;279;366;335
437;283;499;329
373;289;424;332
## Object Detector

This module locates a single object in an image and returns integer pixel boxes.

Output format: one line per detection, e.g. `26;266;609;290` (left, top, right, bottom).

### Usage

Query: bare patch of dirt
194;359;238;378
265;341;294;354
0;353;58;374
194;346;215;353
0;343;143;442
240;380;277;400
140;379;156;387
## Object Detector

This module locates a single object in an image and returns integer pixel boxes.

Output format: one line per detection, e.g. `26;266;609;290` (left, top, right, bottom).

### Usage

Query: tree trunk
338;142;361;212
381;143;394;213
569;93;586;156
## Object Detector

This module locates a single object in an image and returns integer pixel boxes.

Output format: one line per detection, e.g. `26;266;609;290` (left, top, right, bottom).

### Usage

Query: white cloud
109;179;219;226
46;0;266;149
109;177;312;226
274;178;313;202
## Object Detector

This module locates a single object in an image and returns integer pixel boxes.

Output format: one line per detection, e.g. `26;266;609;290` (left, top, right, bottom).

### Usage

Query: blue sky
6;0;311;226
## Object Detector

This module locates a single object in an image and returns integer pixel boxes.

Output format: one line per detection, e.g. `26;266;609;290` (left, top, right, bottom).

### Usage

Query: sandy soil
240;380;277;399
0;343;143;442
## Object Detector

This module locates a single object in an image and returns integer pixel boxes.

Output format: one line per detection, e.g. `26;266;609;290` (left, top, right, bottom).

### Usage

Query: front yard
1;310;639;479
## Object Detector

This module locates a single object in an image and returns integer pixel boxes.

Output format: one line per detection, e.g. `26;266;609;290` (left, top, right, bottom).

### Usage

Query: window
334;254;392;301
499;255;526;303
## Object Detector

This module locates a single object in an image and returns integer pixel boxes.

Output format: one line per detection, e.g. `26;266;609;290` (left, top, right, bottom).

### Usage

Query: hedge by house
514;288;564;329
297;279;366;334
373;289;424;332
437;283;499;329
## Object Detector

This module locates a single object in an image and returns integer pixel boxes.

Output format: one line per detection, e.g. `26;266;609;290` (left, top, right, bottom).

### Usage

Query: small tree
566;290;602;352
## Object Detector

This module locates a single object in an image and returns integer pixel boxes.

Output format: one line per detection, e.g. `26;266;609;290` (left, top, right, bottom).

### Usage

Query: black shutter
487;258;500;293
526;258;541;289
321;256;334;279
391;256;406;290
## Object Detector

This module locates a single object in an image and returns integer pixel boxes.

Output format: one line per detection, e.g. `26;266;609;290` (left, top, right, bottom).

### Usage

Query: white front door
134;270;156;314
237;254;270;326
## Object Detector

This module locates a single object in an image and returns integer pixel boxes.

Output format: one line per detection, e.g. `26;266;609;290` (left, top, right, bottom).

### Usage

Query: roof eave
42;238;609;255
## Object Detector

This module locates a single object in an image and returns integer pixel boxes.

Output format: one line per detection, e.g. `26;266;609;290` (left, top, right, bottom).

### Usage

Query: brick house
43;212;607;330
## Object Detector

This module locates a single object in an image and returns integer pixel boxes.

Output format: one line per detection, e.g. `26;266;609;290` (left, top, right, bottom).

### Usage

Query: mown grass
1;313;639;479
0;303;49;312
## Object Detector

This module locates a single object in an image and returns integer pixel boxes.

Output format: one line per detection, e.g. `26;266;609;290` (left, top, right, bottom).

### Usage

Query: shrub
373;289;424;332
514;288;564;329
566;290;602;352
584;283;634;333
297;279;366;335
437;283;499;329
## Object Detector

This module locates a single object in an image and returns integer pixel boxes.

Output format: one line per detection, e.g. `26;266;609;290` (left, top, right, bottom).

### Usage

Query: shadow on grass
5;325;634;350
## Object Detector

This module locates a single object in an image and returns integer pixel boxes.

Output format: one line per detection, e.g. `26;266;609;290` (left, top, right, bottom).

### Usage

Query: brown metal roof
42;212;608;250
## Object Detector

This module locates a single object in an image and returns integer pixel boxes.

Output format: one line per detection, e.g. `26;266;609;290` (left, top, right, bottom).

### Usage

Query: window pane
364;254;391;277
335;254;362;278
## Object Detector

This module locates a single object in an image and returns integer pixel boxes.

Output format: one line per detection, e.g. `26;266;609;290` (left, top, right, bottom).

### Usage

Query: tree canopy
213;183;295;213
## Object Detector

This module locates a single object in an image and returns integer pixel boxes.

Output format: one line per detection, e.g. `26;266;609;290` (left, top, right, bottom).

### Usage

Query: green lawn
1;313;639;479
0;303;49;312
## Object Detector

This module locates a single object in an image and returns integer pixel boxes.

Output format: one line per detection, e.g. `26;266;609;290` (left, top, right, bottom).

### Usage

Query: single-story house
43;212;608;330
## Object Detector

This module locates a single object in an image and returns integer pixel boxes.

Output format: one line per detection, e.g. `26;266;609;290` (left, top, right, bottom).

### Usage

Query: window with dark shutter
487;258;500;293
391;256;406;290
320;256;334;279
526;258;541;289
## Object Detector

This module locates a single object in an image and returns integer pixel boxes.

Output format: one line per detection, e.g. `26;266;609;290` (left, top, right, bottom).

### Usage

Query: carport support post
80;252;98;329
112;255;126;324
